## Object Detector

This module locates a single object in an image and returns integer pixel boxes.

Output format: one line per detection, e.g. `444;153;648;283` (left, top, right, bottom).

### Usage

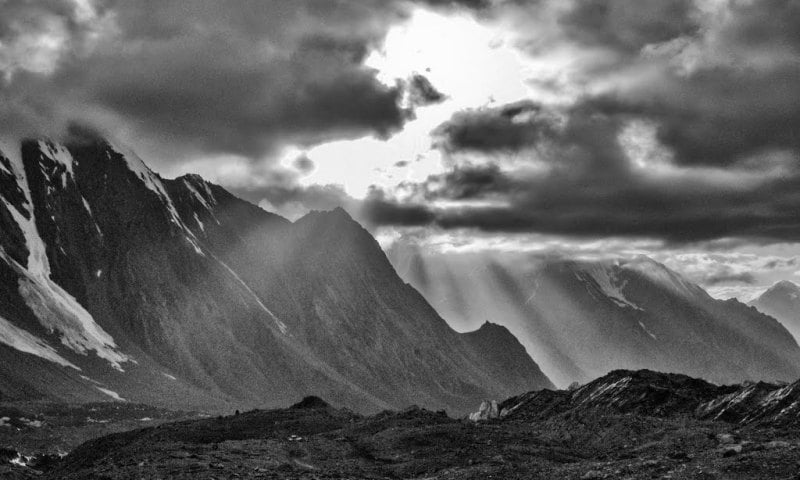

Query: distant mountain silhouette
389;249;800;387
750;280;800;343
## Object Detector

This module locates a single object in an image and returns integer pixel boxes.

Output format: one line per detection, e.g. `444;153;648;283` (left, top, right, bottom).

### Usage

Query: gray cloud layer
0;0;470;162
3;0;800;247
357;0;800;244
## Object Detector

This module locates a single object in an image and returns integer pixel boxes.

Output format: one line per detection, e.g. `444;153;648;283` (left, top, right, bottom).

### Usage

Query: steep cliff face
390;249;800;388
0;138;552;413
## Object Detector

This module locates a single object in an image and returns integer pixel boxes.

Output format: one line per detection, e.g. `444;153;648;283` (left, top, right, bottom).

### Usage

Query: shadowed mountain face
0;138;552;414
388;249;800;388
750;280;800;343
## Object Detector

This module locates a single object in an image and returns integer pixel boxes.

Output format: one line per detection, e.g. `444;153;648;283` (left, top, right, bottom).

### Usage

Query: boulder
469;400;499;421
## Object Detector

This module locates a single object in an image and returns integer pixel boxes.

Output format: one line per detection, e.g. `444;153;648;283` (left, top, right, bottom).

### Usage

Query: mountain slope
0;137;552;414
389;249;800;387
750;280;800;343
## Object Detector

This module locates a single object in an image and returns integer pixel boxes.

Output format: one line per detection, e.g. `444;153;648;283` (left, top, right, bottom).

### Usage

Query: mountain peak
291;396;332;410
297;206;351;221
324;206;355;223
294;207;359;232
176;172;207;185
766;280;800;294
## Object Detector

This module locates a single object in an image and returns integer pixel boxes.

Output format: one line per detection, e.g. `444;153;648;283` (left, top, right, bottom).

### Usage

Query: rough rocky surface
0;400;198;479
3;370;800;479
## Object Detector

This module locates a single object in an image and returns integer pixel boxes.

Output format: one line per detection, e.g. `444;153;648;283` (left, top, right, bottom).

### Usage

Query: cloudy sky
2;0;800;300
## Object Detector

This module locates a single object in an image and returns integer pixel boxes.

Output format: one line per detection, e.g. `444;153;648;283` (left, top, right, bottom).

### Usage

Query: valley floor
2;394;800;479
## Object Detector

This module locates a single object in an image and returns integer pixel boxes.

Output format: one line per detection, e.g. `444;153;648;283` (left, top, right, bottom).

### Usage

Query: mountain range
0;137;551;414
2;135;800;417
388;248;800;387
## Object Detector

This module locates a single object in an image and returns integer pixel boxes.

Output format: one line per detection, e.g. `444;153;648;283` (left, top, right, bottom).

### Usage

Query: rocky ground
3;370;800;479
0;401;198;478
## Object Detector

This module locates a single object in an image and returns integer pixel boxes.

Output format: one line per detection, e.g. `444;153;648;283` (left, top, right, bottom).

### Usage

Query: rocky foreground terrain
3;369;800;479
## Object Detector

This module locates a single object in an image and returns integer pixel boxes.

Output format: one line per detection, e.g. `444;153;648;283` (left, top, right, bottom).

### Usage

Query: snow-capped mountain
0;137;552;413
388;248;800;388
750;280;800;343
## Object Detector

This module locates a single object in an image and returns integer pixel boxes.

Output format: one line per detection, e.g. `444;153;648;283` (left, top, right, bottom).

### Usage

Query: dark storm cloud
292;155;315;174
586;66;800;168
361;179;800;243
432;101;558;153
353;0;800;244
418;0;494;10
558;0;700;54
66;38;409;158
0;0;435;161
361;189;437;227
566;0;800;168
364;94;800;243
430;164;511;199
704;271;756;287
407;74;446;106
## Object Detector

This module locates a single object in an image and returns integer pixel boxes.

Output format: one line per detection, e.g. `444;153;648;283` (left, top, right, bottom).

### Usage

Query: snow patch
82;197;103;237
579;264;643;310
0;139;130;371
183;176;214;210
185;235;205;256
20;417;42;428
17;272;129;371
212;254;289;334
638;321;657;340
79;375;101;384
621;256;699;299
38;140;74;188
581;377;632;404
96;386;125;401
193;212;205;232
81;196;92;214
0;314;79;369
